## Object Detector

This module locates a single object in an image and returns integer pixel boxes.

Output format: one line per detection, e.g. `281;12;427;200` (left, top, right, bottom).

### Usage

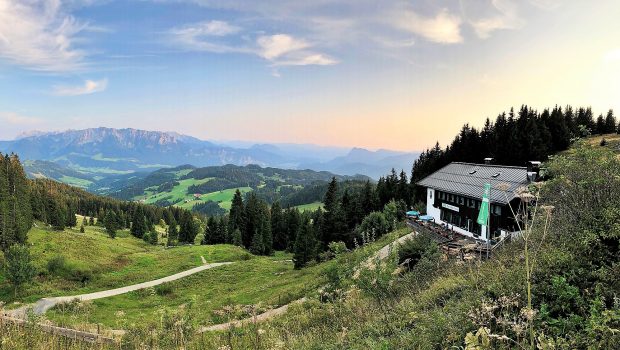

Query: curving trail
199;230;418;332
6;259;231;319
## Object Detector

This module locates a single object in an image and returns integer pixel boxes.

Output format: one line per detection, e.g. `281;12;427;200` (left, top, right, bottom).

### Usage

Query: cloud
393;8;463;44
256;34;337;66
0;112;42;125
0;0;88;72
52;78;108;96
257;34;310;60
170;20;241;39
169;21;338;67
168;20;250;53
466;0;524;39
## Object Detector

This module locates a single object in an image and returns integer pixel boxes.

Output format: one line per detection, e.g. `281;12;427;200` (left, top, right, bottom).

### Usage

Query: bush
155;283;173;296
68;266;93;285
46;255;68;276
357;212;390;237
398;234;440;268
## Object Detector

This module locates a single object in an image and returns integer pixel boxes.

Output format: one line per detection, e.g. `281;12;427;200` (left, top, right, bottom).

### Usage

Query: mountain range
0;127;419;180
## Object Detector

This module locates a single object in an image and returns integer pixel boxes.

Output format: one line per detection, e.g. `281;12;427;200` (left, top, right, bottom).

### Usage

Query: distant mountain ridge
0;127;419;179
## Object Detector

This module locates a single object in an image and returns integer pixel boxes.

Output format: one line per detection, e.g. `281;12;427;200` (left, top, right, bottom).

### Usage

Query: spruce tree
231;228;243;247
66;207;77;228
5;244;36;297
271;201;287;250
0;155;9;250
228;189;245;239
321;177;346;248
178;211;198;244
167;219;178;246
604;110;617;134
293;219;317;269
131;206;148;238
104;211;118;238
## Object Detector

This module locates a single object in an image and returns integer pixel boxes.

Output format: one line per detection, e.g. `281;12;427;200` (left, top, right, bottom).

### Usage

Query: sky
1;0;619;151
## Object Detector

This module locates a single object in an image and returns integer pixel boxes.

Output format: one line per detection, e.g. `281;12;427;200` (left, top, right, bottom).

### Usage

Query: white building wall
426;188;441;220
425;187;489;242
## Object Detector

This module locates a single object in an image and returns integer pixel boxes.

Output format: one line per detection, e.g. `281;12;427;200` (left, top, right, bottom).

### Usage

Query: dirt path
199;230;418;332
198;298;307;333
6;261;232;318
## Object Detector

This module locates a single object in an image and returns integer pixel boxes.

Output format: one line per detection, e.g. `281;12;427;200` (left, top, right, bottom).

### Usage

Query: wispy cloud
168;21;338;68
394;8;463;44
257;34;337;66
0;111;42;125
466;0;524;39
52;78;108;96
0;0;88;72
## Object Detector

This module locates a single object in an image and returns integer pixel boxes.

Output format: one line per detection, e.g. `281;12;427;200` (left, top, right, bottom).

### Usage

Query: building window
458;196;465;205
492;205;502;215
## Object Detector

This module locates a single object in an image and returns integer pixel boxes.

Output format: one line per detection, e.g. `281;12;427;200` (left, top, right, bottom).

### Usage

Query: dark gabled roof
416;162;529;204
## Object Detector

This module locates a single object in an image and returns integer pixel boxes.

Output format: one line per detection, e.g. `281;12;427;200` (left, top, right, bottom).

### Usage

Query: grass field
292;202;323;212
59;175;93;188
139;176;252;211
0;221;251;305
44;227;411;331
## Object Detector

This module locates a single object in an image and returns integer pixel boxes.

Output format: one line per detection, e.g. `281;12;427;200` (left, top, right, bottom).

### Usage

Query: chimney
527;161;541;182
484;157;493;165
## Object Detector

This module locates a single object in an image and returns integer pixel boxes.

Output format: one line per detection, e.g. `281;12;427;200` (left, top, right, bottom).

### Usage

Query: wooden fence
0;314;118;345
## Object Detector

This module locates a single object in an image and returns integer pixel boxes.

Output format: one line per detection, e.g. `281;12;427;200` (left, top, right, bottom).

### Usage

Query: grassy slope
292;202;323;212
0;221;250;304
43;228;411;331
137;173;253;211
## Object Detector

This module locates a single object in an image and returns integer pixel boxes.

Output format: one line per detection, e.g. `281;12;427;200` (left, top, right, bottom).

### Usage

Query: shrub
155;283;173;296
397;234;440;267
46;255;68;276
357;212;390;237
68;266;93;285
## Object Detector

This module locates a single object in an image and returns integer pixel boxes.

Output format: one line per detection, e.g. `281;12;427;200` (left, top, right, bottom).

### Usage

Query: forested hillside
103;164;370;216
409;105;619;200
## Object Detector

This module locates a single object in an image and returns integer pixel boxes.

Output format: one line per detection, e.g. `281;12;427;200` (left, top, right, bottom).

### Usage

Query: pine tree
89;216;95;226
596;114;605;134
80;224;85;233
321;178;346;247
284;208;301;251
604;110;617;134
66;207;77;228
1;155;33;248
228;189;245;239
131;206;148;238
104;211;118;238
231;228;243;247
293;219;317;269
202;216;217;244
178;211;198;244
0;155;9;250
5;244;36;297
49;199;67;231
167;219;178;246
271;201;287;250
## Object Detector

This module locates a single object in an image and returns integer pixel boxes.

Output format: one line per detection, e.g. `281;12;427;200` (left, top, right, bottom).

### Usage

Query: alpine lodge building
416;160;540;241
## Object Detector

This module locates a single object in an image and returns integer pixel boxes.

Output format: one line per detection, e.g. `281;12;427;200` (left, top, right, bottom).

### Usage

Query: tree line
0;154;203;252
410;105;618;201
